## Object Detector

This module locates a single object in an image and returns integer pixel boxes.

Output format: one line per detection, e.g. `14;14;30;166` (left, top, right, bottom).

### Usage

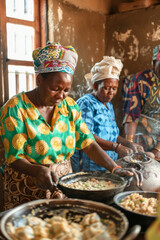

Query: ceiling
62;0;159;15
109;0;159;14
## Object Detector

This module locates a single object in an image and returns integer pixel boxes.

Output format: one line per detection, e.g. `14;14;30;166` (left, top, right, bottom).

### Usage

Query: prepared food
62;178;117;190
119;193;157;216
8;212;116;240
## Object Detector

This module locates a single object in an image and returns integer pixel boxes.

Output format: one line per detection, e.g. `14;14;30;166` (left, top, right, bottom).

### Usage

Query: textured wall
48;0;106;99
105;5;160;133
61;0;111;14
48;1;160;133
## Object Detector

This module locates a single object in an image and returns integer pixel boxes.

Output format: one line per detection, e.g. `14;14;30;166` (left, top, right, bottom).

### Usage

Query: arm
93;134;134;158
83;141;143;186
123;124;155;157
117;135;144;153
123;122;138;142
83;141;117;171
93;134;114;150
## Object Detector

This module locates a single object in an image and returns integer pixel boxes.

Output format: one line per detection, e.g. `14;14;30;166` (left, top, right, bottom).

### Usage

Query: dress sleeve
67;98;95;150
0;104;27;164
122;72;151;124
77;97;94;132
70;98;95;171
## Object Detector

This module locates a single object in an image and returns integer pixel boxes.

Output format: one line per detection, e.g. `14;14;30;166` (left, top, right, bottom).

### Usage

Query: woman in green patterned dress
0;42;143;210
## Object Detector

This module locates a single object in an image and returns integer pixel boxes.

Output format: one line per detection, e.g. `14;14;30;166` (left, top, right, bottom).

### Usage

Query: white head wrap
85;56;123;90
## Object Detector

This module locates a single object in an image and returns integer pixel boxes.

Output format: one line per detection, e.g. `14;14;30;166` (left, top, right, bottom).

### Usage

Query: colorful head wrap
85;56;123;90
152;45;160;61
32;42;78;75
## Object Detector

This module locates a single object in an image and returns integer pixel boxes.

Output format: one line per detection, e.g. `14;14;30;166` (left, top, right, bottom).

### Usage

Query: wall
61;0;111;14
48;0;106;99
105;5;160;133
47;1;160;133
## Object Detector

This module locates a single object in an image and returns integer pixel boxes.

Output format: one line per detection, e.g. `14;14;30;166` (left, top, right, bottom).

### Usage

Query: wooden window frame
0;0;47;105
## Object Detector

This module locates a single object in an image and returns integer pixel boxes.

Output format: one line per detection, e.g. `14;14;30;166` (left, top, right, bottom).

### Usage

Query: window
6;0;34;21
0;0;47;104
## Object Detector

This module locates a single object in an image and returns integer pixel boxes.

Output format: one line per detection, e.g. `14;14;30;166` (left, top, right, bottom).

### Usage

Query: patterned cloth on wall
136;74;160;151
122;69;153;124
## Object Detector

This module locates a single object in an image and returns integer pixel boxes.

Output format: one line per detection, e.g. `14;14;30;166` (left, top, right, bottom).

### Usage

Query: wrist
111;142;118;151
112;165;122;174
125;134;134;142
115;143;122;153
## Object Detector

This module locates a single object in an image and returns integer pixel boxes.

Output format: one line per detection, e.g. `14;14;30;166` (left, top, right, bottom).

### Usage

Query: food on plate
8;212;116;240
123;156;138;163
62;178;117;190
119;193;157;216
123;154;145;163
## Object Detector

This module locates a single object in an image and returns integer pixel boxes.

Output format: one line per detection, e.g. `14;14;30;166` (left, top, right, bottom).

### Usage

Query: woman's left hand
113;167;143;186
127;142;144;153
151;149;160;161
116;145;133;158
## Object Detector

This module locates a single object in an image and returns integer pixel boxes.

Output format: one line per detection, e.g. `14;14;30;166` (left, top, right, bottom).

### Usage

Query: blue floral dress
71;94;119;172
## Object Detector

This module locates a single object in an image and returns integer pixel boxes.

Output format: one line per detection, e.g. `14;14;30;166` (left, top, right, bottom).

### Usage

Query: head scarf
152;45;160;61
32;42;78;75
85;56;123;90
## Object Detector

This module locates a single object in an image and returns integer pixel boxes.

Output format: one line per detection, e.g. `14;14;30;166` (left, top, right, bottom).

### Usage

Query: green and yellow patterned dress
0;92;95;209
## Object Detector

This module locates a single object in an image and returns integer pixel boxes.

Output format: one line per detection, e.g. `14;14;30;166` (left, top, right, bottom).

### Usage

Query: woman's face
37;72;73;106
94;78;119;103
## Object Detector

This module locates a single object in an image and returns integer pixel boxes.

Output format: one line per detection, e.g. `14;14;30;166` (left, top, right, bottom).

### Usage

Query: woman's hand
35;165;58;191
11;159;58;191
151;149;160;161
145;151;155;159
113;167;143;186
127;142;144;153
116;145;133;158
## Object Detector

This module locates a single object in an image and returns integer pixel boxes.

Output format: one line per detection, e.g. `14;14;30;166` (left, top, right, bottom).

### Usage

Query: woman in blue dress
71;56;144;172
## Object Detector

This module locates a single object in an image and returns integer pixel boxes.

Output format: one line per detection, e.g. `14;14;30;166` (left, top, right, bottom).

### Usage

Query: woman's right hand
114;167;143;186
116;145;133;158
10;159;58;191
35;165;58;191
145;151;155;159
